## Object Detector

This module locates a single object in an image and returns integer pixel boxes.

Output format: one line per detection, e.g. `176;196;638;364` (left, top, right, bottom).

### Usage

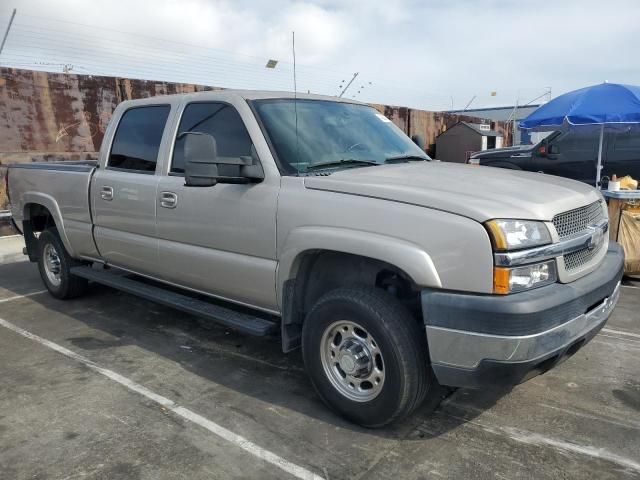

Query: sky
1;0;639;110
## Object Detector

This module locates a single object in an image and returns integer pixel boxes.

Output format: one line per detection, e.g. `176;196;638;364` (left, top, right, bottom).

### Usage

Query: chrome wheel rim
43;243;62;287
320;320;385;402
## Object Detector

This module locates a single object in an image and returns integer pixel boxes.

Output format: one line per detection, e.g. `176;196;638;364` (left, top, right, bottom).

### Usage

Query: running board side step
70;266;278;336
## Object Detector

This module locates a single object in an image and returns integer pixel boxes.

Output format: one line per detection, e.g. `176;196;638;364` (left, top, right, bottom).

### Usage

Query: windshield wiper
305;158;378;171
384;154;429;163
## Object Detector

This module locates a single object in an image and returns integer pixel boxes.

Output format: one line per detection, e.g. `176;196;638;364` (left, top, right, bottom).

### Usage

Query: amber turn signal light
493;267;510;295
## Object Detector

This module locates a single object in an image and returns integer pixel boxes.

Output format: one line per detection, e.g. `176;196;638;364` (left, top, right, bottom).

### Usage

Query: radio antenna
292;31;300;172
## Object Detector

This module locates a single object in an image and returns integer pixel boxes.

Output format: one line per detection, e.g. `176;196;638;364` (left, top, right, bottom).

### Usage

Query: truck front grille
553;201;608;274
552;201;605;239
563;241;604;271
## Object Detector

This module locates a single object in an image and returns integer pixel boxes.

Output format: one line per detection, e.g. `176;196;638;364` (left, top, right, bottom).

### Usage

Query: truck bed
8;160;99;259
8;160;98;172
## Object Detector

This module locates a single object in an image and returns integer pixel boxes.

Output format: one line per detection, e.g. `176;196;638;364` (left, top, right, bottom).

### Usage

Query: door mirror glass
182;132;264;187
548;144;559;155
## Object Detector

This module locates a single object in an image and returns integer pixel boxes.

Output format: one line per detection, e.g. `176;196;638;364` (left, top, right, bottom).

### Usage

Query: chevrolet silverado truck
7;91;624;427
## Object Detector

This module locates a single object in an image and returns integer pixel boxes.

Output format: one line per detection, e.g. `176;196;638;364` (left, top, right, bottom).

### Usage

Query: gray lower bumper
422;243;624;388
427;282;619;370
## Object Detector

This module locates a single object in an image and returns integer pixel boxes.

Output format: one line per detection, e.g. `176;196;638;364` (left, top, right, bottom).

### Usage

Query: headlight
486;219;551;251
493;260;557;294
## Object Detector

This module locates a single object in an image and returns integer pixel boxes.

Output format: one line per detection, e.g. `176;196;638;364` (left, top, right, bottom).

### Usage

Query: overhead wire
8;15;352;76
0;11;471;109
5;29;346;93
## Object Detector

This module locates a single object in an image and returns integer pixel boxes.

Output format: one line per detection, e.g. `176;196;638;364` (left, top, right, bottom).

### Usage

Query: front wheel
37;228;88;299
302;287;432;427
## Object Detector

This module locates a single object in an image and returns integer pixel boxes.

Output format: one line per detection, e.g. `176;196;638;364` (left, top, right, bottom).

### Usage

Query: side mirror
182;132;264;187
411;134;426;151
183;132;220;187
548;144;559;155
537;141;548;157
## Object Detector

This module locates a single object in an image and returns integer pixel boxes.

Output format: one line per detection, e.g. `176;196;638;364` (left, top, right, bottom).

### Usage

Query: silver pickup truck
7;91;623;427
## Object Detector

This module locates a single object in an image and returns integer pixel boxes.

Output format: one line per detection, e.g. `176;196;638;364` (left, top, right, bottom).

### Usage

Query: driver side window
550;133;598;157
172;102;253;175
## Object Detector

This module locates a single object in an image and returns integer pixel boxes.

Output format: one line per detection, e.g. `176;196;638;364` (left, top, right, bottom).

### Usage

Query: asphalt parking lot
0;259;639;480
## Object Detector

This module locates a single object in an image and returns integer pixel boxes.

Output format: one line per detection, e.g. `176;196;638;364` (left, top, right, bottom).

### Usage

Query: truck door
92;104;172;275
535;131;599;184
155;101;279;312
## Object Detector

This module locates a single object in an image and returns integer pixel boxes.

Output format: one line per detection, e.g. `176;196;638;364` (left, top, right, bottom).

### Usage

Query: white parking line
0;317;323;480
602;328;640;339
538;403;640;431
503;426;640;473
0;290;47;304
438;411;640;473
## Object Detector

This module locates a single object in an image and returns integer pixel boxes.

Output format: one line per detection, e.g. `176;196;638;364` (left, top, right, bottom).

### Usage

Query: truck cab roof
119;89;366;108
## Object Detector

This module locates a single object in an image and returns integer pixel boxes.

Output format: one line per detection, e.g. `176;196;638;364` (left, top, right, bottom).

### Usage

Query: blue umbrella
519;82;640;185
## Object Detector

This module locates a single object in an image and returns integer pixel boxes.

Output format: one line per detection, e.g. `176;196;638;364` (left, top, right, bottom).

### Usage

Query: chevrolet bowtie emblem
587;226;604;251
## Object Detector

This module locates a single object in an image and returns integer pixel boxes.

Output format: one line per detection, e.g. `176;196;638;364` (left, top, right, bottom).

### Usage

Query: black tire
37;228;88;300
302;286;432;428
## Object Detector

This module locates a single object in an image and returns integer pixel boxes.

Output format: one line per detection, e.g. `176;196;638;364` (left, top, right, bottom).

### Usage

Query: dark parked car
468;129;640;185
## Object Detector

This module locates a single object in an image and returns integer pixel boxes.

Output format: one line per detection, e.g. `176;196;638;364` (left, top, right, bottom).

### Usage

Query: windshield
253;99;431;174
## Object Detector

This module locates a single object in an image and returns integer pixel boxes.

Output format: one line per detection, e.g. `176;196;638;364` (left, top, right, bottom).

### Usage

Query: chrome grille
563;241;604;271
552;201;605;239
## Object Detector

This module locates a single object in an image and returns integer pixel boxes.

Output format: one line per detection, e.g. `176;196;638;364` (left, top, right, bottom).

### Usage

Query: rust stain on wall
0;67;509;211
0;68;221;166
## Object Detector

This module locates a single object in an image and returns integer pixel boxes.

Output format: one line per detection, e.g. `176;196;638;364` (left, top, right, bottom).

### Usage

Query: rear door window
108;105;171;173
171;102;253;175
610;130;640;161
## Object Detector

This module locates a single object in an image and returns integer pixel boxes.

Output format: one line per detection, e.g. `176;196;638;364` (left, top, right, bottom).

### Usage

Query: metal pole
339;72;358;98
512;98;519;146
292;31;299;169
596;123;605;186
0;9;16;57
462;95;476;111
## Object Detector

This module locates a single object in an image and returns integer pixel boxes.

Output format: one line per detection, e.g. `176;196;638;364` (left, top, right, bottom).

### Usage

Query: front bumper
422;243;624;388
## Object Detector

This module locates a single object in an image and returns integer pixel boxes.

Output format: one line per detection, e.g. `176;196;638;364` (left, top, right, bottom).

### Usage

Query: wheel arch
278;227;440;352
278;227;441;294
21;195;75;261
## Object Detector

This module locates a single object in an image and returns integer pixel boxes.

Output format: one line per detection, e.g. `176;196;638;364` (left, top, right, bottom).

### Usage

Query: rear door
92;104;172;275
603;128;640;181
155;99;279;312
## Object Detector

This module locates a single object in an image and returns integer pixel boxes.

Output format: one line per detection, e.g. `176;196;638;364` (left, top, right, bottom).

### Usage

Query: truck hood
471;144;533;159
303;162;601;222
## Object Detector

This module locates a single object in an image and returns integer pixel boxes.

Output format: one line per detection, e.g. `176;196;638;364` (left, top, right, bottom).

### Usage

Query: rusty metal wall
370;103;511;157
0;67;509;212
0;68;219;166
0;68;221;210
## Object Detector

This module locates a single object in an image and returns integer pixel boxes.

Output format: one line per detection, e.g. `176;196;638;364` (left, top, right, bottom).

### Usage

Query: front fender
277;226;441;307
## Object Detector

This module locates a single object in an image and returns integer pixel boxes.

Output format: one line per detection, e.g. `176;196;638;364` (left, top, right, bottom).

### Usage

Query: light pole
0;9;16;57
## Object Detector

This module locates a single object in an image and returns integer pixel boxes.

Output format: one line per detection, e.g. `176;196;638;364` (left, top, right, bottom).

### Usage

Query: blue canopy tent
519;82;640;185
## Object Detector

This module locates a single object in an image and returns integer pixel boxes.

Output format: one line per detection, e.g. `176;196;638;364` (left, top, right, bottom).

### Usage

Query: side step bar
70;266;278;336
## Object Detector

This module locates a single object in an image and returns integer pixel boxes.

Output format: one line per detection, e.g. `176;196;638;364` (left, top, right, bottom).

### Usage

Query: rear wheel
37;228;88;299
302;286;432;427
